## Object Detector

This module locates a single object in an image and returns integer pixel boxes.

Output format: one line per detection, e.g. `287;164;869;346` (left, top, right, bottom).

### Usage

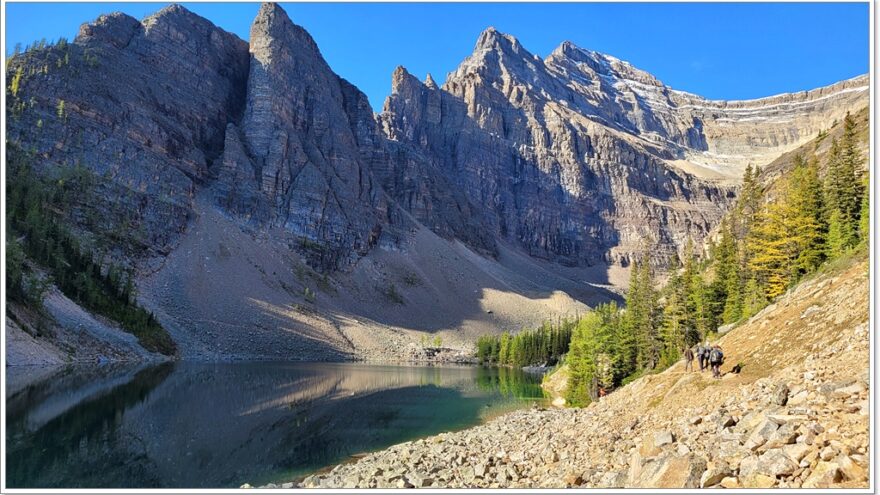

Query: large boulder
630;453;706;488
802;461;842;488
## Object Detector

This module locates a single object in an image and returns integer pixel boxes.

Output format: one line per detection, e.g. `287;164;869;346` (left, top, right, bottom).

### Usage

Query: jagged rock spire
425;73;438;89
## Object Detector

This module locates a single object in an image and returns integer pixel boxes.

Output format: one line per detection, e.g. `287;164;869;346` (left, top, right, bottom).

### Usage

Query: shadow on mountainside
138;197;623;359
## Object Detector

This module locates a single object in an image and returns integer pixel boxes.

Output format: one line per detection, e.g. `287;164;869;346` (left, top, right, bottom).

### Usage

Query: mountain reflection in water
6;362;545;488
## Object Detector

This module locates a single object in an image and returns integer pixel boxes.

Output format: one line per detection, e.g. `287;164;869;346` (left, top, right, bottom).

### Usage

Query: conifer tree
840;113;865;228
826;208;851;259
659;271;686;363
858;178;870;245
789;155;826;274
710;219;739;324
742;277;767;318
825;118;864;250
748;192;794;299
624;259;659;371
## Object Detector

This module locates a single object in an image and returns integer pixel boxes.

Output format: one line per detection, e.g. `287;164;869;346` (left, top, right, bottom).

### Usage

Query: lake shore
278;261;871;489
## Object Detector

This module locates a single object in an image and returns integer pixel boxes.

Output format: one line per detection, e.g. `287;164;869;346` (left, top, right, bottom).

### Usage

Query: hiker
709;345;724;379
701;342;711;371
695;343;706;371
684;346;695;372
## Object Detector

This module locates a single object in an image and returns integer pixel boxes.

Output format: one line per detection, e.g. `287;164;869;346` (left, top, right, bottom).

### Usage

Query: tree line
475;318;574;367
564;112;868;406
6;145;176;356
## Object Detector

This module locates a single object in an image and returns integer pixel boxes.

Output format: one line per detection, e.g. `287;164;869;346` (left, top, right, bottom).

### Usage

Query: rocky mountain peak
141;3;217;35
474;26;522;52
250;2;319;63
469;26;541;66
444;26;551;101
252;1;291;36
547;40;664;89
75;11;141;48
424;72;438;89
390;65;422;93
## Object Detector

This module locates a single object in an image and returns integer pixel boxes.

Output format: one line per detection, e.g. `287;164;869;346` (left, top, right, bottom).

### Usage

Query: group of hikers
683;342;725;378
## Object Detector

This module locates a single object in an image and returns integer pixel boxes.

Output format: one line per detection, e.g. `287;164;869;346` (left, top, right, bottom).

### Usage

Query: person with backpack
695;343;706;372
684;346;695;372
701;341;712;371
709;345;724;379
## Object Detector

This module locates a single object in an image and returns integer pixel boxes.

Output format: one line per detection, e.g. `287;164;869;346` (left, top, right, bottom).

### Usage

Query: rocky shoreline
252;261;869;489
289;330;868;489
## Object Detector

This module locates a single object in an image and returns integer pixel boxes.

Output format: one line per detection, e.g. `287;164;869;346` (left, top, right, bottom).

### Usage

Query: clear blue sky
5;2;869;112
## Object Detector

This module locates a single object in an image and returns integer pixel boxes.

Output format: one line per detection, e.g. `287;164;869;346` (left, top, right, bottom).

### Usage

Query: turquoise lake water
6;361;545;488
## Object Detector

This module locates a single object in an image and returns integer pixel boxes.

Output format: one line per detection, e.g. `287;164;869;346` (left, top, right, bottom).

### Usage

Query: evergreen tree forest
5;144;176;356
475;318;574;367
476;112;869;407
564;112;869;406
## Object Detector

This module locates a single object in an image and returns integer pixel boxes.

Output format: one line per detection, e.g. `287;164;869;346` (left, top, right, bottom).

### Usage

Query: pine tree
825;138;844;215
840;113;865;224
859;178;870;245
826;208;852;259
722;269;743;324
660;271;686;362
789;155;826;275
566;312;601;406
624;259;659;371
710;218;739;324
742;277;767;318
825;118;864;251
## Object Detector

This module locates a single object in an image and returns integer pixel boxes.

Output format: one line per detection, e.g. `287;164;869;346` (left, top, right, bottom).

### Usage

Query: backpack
710;349;723;363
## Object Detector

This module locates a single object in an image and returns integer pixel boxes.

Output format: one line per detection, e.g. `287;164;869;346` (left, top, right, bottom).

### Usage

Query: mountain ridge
4;2;868;361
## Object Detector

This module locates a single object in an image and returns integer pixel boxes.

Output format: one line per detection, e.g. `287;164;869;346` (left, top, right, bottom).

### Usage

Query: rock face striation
5;3;869;358
7;5;250;255
214;3;394;270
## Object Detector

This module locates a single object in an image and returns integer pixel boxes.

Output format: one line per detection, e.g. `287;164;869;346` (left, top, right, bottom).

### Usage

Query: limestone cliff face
540;41;868;176
6;5;249;255
382;29;738;266
6;3;867;273
214;3;391;270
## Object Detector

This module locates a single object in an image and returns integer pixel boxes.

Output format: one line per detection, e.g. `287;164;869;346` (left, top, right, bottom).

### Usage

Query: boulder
719;476;740;489
834;455;867;482
563;473;583;486
783;443;811;462
801;461;842;488
632;454;706;488
772;383;790;406
654;431;675;448
744;419;780;450
741;473;776;488
765;423;798;448
638;435;661;457
755;449;798;477
700;461;732;487
717;414;736;428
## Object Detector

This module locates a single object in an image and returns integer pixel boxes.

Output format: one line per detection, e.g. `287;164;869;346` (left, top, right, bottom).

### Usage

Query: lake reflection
6;362;545;488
